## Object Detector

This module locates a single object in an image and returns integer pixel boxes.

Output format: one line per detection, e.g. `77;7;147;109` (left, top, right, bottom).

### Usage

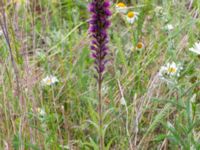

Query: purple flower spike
88;2;111;148
88;0;111;79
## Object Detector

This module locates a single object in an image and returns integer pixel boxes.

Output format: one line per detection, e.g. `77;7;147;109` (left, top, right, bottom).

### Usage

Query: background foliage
0;0;200;149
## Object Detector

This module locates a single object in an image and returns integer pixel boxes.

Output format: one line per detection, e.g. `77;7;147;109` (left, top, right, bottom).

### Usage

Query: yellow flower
137;42;144;49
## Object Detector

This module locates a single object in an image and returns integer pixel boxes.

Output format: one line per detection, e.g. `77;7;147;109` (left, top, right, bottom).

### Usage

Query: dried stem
0;1;23;106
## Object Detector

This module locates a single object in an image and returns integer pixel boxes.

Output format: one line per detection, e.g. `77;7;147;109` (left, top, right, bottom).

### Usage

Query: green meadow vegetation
0;0;200;149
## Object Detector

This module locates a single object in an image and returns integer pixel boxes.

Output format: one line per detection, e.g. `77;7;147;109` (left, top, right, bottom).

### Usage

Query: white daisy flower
115;2;128;14
158;62;182;78
41;75;59;86
166;62;179;76
126;11;139;24
189;42;200;55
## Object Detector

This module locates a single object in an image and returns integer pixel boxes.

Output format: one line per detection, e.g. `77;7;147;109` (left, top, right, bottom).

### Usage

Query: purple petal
104;9;112;16
91;53;97;58
90;45;97;51
99;65;105;73
103;1;110;7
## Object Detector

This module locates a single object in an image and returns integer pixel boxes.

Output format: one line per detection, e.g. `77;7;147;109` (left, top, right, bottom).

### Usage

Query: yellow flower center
127;12;135;18
137;42;143;49
46;79;52;84
168;67;176;73
116;2;126;8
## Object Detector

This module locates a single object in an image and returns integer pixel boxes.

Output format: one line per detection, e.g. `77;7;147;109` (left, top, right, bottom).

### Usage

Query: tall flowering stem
88;0;111;149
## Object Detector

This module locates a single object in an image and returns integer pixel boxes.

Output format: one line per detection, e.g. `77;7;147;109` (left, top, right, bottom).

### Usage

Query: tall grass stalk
0;1;21;102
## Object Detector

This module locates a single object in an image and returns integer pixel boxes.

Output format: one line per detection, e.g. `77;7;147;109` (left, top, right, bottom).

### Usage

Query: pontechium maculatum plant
88;0;111;149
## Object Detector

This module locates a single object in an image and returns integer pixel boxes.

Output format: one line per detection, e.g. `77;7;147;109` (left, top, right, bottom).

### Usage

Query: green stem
98;73;104;150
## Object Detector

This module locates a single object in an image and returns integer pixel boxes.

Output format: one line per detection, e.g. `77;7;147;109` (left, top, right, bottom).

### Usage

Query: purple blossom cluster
88;0;111;76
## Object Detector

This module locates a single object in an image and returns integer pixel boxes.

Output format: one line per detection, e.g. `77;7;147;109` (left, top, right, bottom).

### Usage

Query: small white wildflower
165;24;174;31
189;42;200;55
158;62;182;78
41;75;59;86
36;108;46;117
115;2;128;14
167;121;174;129
126;11;139;24
166;62;179;76
120;97;126;106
